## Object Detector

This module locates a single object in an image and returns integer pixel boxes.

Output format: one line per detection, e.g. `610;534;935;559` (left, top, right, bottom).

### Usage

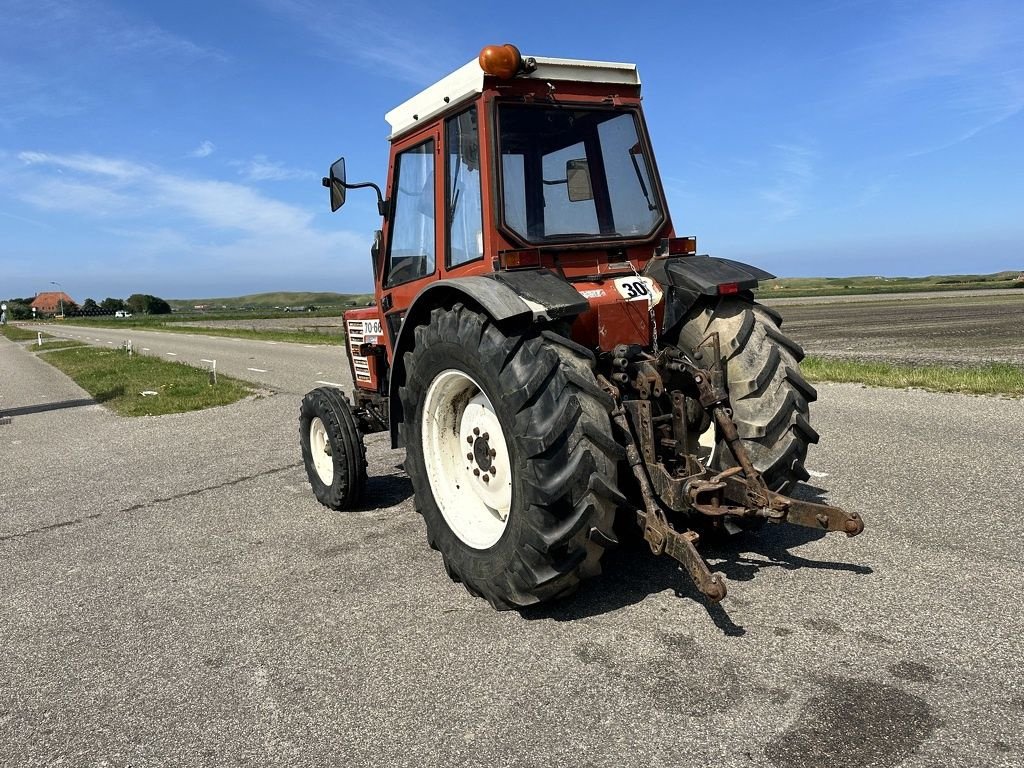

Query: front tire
676;297;819;492
399;305;623;610
300;387;367;510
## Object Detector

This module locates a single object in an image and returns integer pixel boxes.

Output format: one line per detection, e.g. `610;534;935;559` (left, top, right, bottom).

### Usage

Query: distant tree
126;293;171;315
126;294;147;314
7;300;32;320
100;297;126;312
149;297;171;315
81;298;100;314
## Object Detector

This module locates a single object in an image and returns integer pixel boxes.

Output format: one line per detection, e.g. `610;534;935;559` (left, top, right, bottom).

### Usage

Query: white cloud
189;141;216;158
18;151;145;181
15;150;314;236
231;155;312;182
4;148;375;294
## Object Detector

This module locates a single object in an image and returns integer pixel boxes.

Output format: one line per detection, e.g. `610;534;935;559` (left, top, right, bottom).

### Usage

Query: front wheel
399;304;623;610
299;387;367;510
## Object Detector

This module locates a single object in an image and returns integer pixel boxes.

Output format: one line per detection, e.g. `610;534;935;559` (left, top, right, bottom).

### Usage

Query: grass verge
43;346;256;416
1;325;52;342
802;356;1024;397
56;318;342;345
33;339;87;352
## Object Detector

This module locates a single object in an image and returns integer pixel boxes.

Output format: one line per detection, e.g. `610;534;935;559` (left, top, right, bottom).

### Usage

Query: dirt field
769;292;1024;367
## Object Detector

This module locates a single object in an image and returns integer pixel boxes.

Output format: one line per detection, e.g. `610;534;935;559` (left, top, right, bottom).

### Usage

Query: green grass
1;325;53;341
802;356;1024;397
32;339;87;352
165;291;374;311
42;346;256;416
56;317;344;345
756;270;1023;299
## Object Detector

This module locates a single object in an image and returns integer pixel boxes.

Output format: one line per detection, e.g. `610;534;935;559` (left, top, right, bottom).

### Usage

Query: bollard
37;332;42;346
201;358;217;385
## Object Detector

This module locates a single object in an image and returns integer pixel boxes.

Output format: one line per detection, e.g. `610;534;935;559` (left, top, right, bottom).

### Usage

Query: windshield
498;104;663;243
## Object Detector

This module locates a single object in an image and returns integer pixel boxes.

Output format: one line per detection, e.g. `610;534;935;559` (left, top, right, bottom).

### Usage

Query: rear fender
387;270;589;448
644;255;775;335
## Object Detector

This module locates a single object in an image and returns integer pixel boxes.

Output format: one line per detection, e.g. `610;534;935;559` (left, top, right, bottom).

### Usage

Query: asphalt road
20;323;348;395
1;335;1022;767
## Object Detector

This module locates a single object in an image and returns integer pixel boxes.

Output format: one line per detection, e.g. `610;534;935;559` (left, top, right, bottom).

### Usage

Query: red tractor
300;44;863;609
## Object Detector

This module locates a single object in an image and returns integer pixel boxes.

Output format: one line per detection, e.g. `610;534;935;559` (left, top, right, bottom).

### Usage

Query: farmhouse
30;291;76;315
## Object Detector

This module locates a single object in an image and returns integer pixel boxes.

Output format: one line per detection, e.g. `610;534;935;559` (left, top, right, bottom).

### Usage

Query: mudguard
387;270;588;447
644;255;775;336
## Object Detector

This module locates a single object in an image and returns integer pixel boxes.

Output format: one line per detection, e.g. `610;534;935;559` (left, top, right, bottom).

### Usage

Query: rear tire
675;297;818;492
399;304;623;610
300;387;367;510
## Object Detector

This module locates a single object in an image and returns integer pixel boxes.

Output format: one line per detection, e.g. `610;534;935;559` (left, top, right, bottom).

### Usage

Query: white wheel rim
310;417;334;485
421;369;512;550
697;420;717;463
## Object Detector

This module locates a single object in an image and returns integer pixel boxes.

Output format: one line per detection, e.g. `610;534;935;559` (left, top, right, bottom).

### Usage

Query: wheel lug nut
489;449;496;458
473;468;480;476
489;466;496;475
466;436;473;445
467;453;473;461
473;427;480;436
482;474;490;483
483;432;489;441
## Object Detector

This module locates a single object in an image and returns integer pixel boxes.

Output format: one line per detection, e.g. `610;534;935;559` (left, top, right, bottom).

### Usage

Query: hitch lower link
603;335;864;603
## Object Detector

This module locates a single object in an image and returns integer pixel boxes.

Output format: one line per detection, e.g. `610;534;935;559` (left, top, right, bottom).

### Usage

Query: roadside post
201;358;217;385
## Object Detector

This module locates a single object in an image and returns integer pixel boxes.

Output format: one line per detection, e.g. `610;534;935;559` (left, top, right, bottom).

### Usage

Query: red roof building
30;291;76;315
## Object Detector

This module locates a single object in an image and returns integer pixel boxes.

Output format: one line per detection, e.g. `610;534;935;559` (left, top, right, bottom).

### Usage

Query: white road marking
106;341;114;345
247;367;268;372
267;341;278;345
807;469;829;478
315;380;343;387
166;352;178;356
142;348;150;352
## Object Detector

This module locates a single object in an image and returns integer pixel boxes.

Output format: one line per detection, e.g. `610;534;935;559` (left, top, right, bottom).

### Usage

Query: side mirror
322;157;389;219
565;159;593;202
323;157;347;212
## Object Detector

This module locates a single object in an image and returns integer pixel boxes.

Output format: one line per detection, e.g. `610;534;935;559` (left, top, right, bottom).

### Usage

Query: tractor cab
325;45;690;389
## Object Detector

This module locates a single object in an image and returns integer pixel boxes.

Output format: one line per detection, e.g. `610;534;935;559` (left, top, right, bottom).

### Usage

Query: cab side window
386;140;436;287
446;108;484;267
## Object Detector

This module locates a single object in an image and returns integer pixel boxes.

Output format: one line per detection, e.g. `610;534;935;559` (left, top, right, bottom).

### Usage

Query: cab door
378;127;443;351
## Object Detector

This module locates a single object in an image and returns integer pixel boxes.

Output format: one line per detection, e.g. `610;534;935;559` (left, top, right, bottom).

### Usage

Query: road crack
0;463;303;543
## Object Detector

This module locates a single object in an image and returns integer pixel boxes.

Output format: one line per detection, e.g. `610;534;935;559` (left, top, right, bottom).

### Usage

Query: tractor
299;44;863;609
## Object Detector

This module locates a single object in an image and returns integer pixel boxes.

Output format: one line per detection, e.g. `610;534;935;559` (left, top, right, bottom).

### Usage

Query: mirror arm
341;180;389;220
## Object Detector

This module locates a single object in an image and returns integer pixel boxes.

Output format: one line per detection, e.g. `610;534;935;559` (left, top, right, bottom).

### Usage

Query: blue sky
1;0;1021;301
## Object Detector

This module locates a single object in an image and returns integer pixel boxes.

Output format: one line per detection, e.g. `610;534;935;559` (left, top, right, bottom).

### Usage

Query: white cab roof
384;55;640;139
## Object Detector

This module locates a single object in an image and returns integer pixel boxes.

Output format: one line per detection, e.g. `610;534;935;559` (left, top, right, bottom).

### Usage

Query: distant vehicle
114;310;132;318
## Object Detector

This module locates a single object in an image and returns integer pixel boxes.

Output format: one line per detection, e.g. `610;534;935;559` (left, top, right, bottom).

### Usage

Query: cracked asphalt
1;333;1023;768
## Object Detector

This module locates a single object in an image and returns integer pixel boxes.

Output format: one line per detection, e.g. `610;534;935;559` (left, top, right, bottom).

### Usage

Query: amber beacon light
478;44;523;79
